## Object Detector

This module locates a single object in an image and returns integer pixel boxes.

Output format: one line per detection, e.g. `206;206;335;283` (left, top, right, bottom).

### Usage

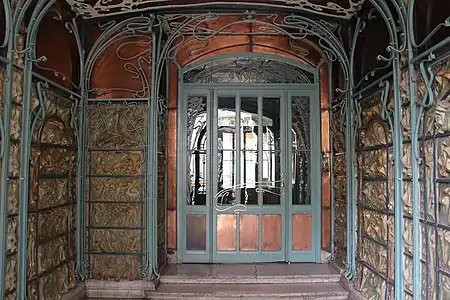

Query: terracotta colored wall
35;14;79;88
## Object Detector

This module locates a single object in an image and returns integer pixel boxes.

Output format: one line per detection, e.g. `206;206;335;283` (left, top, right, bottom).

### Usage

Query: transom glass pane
183;57;315;84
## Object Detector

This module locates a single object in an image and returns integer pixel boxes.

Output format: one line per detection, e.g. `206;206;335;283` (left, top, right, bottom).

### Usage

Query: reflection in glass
263;151;281;205
240;97;259;205
187;96;207;206
292;96;311;205
240;97;258;151
217;96;237;205
188;95;286;207
241;150;258;204
262;98;282;205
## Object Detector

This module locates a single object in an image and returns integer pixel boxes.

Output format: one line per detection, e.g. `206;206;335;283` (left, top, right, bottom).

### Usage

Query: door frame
176;53;321;263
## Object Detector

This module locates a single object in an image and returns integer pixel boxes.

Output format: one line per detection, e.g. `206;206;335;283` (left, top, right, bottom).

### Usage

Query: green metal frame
177;53;321;263
0;1;17;296
17;2;58;299
1;1;447;299
0;2;86;299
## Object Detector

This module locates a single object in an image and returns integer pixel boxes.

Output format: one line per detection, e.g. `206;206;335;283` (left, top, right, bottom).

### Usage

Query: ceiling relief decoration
64;0;365;19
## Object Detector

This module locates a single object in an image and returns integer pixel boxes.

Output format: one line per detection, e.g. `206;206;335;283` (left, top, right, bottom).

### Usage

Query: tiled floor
162;263;339;277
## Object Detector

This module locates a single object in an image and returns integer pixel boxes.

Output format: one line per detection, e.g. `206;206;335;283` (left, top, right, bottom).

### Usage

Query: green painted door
178;87;320;263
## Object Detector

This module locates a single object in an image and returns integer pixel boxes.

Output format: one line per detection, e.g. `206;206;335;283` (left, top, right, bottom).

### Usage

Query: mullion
235;93;241;253
257;96;263;207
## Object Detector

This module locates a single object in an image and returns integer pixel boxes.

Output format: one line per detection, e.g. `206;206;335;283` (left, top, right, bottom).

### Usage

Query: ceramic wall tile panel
86;103;147;280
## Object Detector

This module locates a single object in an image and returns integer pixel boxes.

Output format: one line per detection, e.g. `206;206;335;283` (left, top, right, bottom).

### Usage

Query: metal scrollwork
379;80;394;130
214;180;285;214
186;96;207;149
87;102;147;148
157;95;168;131
85;16;155;98
291;96;311;149
31;81;49;134
64;0;365;20
184;56;314;84
153;11;351;113
32;10;83;91
408;0;450;49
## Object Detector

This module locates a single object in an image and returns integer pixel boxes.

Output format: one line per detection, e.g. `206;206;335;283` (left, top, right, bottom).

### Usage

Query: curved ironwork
32;10;83;90
153;12;351;101
408;0;450;49
64;0;365;20
214;179;285;213
4;1;84;298
16;2;59;299
349;2;450;299
363;2;404;298
85;16;155;98
0;0;24;296
4;1;449;299
0;0;39;297
183;56;315;84
147;10;351;279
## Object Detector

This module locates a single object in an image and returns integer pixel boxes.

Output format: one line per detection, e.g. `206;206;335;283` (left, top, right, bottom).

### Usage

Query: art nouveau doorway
177;54;321;263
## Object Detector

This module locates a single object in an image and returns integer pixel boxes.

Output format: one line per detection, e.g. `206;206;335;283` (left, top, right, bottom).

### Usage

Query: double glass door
178;87;320;263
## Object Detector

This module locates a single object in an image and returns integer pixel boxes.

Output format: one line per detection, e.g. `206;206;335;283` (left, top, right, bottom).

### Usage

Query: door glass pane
291;96;311;205
262;97;281;205
217;96;237;205
240;97;258;205
263;151;282;204
240;150;258;204
187;96;207;206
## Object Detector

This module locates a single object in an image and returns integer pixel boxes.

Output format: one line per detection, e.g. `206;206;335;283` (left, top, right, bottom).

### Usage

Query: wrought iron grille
183;57;315;84
86;102;147;280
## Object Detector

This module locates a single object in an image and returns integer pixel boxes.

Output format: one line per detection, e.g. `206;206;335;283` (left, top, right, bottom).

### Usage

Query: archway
174;52;322;263
159;14;336;264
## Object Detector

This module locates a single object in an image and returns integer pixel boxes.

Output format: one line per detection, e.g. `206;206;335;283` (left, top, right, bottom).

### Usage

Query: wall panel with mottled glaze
332;102;347;268
401;59;450;300
4;44;25;299
354;94;394;299
3;70;78;299
28;87;78;299
2;4;81;297
86;103;147;280
354;59;450;300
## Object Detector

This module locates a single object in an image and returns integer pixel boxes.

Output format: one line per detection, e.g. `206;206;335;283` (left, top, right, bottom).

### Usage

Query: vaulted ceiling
64;0;366;19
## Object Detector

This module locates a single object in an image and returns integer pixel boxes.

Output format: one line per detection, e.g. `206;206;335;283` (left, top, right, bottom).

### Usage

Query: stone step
159;273;341;284
146;283;348;299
